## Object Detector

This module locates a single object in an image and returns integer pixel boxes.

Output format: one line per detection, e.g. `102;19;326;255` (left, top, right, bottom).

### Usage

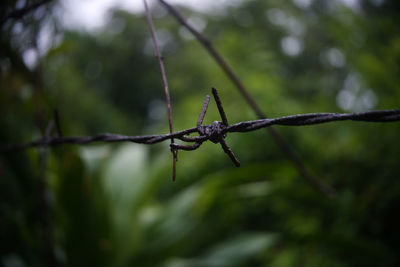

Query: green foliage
1;0;400;266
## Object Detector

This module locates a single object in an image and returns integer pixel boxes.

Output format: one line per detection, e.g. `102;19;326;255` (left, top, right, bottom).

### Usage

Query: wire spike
212;87;229;126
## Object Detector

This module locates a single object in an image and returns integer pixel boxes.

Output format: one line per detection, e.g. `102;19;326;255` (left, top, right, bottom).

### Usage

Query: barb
54;109;63;137
219;138;240;167
144;0;177;181
198;95;210;128
212;87;229;126
157;0;336;196
45;119;54;140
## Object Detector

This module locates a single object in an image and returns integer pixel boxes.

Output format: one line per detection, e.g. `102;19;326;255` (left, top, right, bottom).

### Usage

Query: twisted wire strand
226;109;400;133
1;109;399;152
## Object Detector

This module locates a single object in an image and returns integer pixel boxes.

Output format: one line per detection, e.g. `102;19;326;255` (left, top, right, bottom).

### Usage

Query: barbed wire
1;89;399;152
2;87;399;197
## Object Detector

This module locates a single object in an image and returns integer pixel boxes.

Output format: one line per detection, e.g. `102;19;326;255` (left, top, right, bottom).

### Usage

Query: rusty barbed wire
1;88;399;153
1;88;399;198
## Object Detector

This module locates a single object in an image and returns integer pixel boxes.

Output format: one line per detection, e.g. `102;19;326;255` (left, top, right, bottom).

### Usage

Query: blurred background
1;0;400;266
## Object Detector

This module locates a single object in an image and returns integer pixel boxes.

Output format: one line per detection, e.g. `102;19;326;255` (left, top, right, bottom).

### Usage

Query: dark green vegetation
1;0;400;266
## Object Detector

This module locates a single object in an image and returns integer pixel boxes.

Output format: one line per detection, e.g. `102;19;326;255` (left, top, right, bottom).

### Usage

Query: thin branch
157;0;336;196
144;0;177;181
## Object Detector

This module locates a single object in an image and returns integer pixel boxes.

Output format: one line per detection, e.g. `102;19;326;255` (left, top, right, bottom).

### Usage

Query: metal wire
2;109;399;152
